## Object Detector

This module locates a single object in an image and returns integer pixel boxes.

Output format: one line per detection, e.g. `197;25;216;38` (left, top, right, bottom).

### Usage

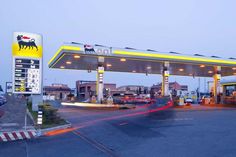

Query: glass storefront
223;84;236;105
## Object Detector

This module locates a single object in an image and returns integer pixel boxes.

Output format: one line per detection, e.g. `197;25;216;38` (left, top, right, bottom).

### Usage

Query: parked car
0;95;7;105
0;98;4;106
199;95;211;104
112;93;136;104
185;98;193;103
148;95;173;109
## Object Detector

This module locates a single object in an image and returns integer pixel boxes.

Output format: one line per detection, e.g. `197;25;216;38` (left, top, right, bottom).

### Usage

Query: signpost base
32;95;43;111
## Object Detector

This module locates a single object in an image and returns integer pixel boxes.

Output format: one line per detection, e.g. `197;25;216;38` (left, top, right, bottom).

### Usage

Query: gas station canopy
48;42;236;77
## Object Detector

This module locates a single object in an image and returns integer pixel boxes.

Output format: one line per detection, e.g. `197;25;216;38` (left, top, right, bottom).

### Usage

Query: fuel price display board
13;58;41;94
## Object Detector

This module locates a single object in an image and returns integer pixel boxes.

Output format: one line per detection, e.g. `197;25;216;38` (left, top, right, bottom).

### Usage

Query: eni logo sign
84;44;111;56
17;35;38;51
12;32;42;58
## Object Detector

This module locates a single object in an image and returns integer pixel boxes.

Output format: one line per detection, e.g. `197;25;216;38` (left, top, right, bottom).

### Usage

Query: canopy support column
96;57;104;103
213;66;221;104
162;62;170;96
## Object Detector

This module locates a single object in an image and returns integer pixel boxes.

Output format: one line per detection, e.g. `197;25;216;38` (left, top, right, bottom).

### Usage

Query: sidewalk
0;95;34;132
0;97;76;142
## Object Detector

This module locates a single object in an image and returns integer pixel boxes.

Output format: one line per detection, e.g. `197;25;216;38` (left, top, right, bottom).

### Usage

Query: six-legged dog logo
17;35;38;51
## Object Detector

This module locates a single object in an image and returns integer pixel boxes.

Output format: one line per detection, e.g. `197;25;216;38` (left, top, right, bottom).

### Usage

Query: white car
0;97;6;106
185;98;193;103
0;94;7;104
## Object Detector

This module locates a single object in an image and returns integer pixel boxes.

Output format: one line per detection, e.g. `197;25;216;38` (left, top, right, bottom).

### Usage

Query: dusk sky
1;0;236;91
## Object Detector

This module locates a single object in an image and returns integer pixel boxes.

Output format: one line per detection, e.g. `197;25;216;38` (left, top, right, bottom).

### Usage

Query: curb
0;129;37;142
173;106;236;112
0;123;72;142
38;123;72;136
202;104;236;108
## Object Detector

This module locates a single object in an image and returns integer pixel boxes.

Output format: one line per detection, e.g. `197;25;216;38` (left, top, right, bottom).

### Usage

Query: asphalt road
0;109;4;118
1;105;236;157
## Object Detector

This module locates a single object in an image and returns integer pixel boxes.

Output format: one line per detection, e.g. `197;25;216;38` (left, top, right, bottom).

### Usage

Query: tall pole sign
12;32;43;94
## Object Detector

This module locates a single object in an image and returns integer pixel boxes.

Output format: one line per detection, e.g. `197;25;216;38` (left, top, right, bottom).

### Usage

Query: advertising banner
12;32;43;94
12;32;42;58
84;44;112;56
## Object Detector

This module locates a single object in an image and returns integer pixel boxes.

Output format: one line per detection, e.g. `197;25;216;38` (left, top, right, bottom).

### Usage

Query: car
0;98;4;106
112;93;136;104
185;98;193;103
0;95;7;105
199;95;211;104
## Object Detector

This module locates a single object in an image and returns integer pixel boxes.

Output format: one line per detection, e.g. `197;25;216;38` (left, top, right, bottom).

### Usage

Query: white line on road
156;118;193;122
24;140;29;157
0;123;19;127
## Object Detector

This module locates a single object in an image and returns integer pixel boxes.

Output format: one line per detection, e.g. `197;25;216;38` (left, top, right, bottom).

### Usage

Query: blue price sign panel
13;58;41;94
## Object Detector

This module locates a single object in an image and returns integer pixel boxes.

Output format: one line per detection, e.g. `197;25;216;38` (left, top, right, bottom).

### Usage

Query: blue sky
0;0;236;91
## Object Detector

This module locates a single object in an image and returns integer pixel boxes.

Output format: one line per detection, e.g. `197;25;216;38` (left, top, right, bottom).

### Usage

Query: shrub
39;104;61;124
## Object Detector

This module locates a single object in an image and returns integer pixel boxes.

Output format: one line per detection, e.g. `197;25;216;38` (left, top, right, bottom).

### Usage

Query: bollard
37;110;43;125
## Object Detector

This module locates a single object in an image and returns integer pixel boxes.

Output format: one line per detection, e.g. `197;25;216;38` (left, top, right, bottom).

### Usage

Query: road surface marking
0;123;19;127
73;131;118;157
119;122;128;126
156;118;193;122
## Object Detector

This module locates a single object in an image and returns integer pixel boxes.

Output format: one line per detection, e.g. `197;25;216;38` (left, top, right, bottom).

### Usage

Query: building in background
76;80;116;100
151;81;188;96
71;88;77;97
116;85;149;95
180;85;188;91
220;80;235;105
43;83;72;100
